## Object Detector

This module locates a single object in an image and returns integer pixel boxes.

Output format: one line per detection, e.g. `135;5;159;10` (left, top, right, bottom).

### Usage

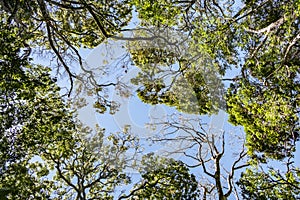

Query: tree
39;125;137;200
143;113;249;199
0;20;74;172
124;0;300;197
226;0;300;160
226;78;299;160
0;9;201;198
1;0;300;198
130;0;189;27
126;0;300;160
0;20;78;198
119;154;200;199
238;156;300;199
0;38;199;200
0;0;133;102
128;27;225;115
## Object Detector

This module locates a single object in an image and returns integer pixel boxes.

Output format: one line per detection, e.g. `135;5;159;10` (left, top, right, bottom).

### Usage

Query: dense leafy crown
1;0;300;199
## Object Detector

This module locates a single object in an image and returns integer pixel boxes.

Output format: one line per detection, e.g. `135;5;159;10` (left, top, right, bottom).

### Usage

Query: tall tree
144;114;249;199
128;27;225;115
0;0;133;102
226;0;300;159
0;20;76;198
124;0;300;197
126;0;300;160
1;0;300;198
119;154;200;199
238;156;300;199
0;19;200;199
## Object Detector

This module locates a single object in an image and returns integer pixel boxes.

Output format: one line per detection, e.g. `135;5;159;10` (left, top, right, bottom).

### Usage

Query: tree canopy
1;0;300;199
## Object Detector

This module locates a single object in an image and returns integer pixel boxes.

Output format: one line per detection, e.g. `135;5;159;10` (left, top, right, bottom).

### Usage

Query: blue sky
62;1;300;197
76;28;300;198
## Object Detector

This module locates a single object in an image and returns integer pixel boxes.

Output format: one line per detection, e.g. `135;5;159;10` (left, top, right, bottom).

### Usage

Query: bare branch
224;143;249;197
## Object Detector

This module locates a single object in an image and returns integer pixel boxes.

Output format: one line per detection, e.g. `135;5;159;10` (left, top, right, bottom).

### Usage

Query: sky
75;26;300;199
81;38;231;156
78;39;233;198
14;1;298;199
67;1;300;197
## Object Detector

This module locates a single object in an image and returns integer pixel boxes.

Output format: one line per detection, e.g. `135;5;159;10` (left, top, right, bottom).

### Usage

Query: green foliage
0;0;133;104
0;161;52;199
226;0;300;160
190;17;239;74
40;125;138;199
131;0;187;26
0;21;72;159
132;61;223;115
0;0;132;48
238;166;300;199
124;154;200;199
128;29;224;115
1;0;300;199
226;79;299;160
131;47;177;66
127;0;300;197
0;21;77;198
